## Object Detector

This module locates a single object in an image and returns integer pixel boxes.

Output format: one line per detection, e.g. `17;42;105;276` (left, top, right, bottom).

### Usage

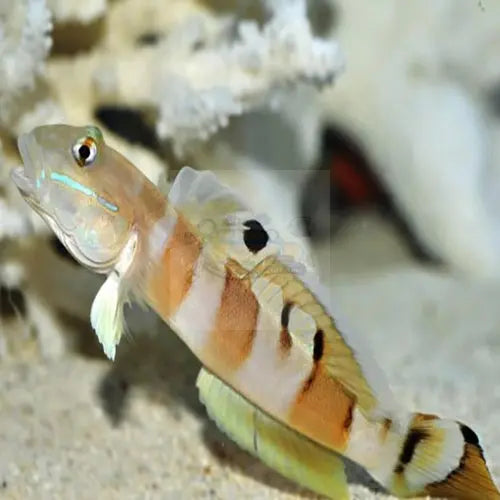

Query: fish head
11;124;139;273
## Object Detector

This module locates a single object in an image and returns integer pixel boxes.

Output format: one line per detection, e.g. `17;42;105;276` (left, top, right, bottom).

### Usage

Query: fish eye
72;137;97;167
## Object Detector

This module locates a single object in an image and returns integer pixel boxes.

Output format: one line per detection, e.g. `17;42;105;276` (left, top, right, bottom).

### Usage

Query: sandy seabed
1;213;499;500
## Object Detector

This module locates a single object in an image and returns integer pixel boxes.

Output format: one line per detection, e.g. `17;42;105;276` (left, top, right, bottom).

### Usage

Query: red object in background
330;153;380;206
323;126;385;210
301;125;439;264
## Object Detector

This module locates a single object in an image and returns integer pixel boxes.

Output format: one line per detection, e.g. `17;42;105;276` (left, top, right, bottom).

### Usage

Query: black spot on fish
281;302;292;328
243;220;269;254
312;329;324;361
0;286;26;318
460;424;480;446
395;428;429;473
279;302;293;352
460;423;484;457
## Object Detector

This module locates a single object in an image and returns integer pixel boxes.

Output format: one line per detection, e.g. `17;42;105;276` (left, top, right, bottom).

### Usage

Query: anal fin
196;367;350;499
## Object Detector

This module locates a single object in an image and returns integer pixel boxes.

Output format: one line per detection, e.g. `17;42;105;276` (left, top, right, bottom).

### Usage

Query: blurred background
1;0;500;498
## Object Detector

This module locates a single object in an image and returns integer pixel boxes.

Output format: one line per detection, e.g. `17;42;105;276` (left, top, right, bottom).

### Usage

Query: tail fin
388;413;500;499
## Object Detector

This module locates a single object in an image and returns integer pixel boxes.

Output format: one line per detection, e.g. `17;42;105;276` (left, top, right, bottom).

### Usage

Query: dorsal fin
168;166;310;274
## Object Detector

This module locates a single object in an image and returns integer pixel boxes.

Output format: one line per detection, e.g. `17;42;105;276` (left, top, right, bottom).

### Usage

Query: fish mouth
10;165;35;197
11;133;40;201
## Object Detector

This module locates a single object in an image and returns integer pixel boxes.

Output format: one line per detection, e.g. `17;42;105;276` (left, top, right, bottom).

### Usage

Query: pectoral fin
90;271;125;360
90;233;138;361
196;367;350;499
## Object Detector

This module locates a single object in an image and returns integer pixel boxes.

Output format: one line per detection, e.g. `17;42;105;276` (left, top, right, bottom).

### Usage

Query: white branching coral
0;0;52;125
93;0;344;152
155;15;342;150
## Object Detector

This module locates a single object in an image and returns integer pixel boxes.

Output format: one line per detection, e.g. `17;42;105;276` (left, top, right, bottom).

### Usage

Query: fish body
12;124;500;499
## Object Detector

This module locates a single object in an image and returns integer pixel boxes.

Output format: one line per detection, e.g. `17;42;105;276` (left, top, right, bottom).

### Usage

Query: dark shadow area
9;235;106;357
93;104;187;180
94;105;161;153
201;422;320;498
343;456;387;494
96;325;204;427
0;286;26;319
98;366;131;426
51;17;106;56
307;0;339;38
136;31;163;46
49;236;80;266
59;312;105;359
199;0;265;24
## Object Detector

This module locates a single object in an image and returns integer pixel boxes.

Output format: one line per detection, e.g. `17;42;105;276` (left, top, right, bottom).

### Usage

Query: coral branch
0;0;52;124
93;0;344;152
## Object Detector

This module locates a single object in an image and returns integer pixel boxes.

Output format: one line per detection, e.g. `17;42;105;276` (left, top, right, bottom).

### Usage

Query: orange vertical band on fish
206;265;259;373
12;124;500;500
149;214;202;318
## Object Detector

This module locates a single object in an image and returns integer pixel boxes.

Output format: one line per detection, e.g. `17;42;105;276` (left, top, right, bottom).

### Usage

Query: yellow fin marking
196;367;350;500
